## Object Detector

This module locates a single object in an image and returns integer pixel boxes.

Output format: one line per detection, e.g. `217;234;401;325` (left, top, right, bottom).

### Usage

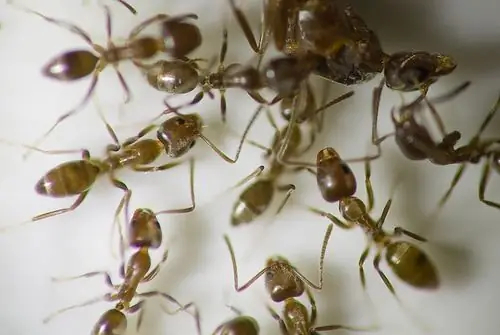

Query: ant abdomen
385;241;439;289
42;50;99;81
316;147;357;202
91;309;127;335
231;179;274;226
35;160;100;197
162;21;202;58
145;60;198;93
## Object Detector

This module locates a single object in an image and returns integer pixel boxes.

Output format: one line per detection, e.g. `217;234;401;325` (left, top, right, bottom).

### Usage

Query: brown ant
267;288;372;334
18;4;201;154
144;26;269;123
371;79;471;162
0;104;185;233
309;148;439;294
224;222;333;302
42;160;200;333
127;99;264;164
230;87;354;226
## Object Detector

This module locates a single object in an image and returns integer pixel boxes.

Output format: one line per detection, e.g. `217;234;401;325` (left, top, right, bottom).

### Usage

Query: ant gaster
309;148;439;293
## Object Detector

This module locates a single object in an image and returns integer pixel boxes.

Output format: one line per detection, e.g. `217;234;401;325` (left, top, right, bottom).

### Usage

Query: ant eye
189;141;196;148
340;162;352;175
175;118;186;125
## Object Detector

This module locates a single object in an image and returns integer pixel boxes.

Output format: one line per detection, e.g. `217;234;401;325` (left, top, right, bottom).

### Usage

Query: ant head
265;256;305;302
129;208;162;249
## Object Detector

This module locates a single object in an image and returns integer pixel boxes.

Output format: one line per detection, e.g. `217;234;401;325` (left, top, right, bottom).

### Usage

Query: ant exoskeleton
42;160;200;333
18;4;201;154
0;104;185;233
230;86;354;226
267;287;373;335
144;26;269;123
224;222;333;302
309;148;439;294
209;305;260;335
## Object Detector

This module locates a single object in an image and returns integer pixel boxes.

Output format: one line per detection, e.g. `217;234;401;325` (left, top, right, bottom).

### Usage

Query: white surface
0;0;500;334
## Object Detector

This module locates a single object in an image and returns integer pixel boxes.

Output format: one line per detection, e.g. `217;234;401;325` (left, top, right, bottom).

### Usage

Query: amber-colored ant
209;305;260;335
42;160;200;334
144;26;269;123
309;148;439;294
267;288;372;335
0;104;184;233
18;4;201;155
230;87;354;226
224;222;333;302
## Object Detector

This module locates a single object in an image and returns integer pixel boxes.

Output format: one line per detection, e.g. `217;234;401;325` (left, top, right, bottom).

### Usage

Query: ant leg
424;97;447;136
307;207;355;229
142;249;169;282
244;138;272;156
291;166;317;176
438;163;467;209
472;93;500;141
43;293;112;324
371;80;394;146
291;224;333;291
24;74;100;158
364;160;375;212
227;0;268;66
306;287;318;325
51;271;118;289
375;198;393;229
373;251;397;296
358;243;371;290
115;0;137;15
223;234;271;292
18;7;96;47
108;175;132;259
267;305;289;335
155;158;196;215
275;184;296;215
132;161;183;173
198;104;263;163
479;160;500;209
30;191;89;223
307;91;355;123
129;13;198;40
113;64;132;104
393;227;427;242
121;124;158;147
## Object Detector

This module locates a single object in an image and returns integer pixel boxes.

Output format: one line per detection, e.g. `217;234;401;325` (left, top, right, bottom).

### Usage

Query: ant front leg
358;243;371;290
307;207;355;229
393;227;427;242
438;163;467;209
142;250;169;282
51;270;119;289
267;305;289;335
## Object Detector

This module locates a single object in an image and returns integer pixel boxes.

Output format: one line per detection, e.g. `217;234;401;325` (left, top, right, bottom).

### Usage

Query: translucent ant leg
267;305;289;335
375;198;393;229
115;0;137;15
108;174;132;260
438;163;467;209
275;184;296;215
43;293;113;324
155;158;196;216
198;104;263;163
393;227;427;242
128;13;169;39
51;271;118;289
364;160;375;212
142;249;169;282
479;160;500;209
373;251;397;296
358;243;371;289
132;161;183;173
307;207;355;229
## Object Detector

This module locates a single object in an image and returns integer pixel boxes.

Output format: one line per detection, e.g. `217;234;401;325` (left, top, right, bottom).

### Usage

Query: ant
18;4;201;155
224;222;333;302
371;79;471;162
230;86;354;226
267;287;372;334
0;104;185;233
144;26;269;123
308;148;439;294
127;98;264;164
42;160;200;333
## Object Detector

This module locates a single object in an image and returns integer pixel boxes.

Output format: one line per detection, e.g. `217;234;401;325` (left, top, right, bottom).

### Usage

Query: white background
0;0;500;334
